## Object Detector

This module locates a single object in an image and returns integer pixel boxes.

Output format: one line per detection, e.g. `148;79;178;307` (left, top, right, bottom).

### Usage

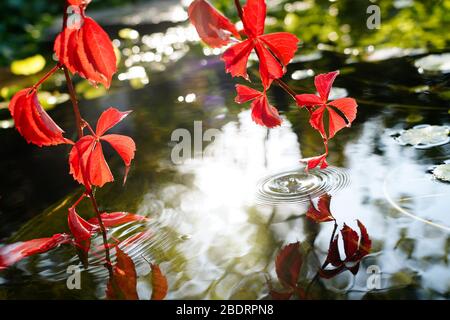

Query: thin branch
234;0;244;21
30;64;62;93
88;190;114;278
63;68;84;139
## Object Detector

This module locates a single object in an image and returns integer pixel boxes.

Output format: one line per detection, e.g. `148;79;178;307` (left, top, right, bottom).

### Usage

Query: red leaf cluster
54;16;117;88
189;0;299;128
69;108;136;188
296;71;357;140
320;220;372;279
188;0;359;169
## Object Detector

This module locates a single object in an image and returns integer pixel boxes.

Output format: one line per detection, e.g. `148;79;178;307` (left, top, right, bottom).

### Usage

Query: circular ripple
255;167;350;205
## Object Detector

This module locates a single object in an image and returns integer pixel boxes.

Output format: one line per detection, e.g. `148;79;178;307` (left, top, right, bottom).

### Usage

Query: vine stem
63;68;84;139
275;79;297;101
234;0;244;21
88;190;114;278
62;3;113;277
31;64;62;93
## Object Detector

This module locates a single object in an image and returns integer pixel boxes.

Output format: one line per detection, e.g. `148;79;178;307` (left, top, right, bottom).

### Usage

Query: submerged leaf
275;242;302;289
106;248;139;300
149;264;168;300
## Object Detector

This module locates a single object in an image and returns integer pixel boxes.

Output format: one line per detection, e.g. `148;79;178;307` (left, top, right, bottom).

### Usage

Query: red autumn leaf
106;247;139;300
307;194;335;223
355;220;372;260
235;84;282;128
149;263;169;300
275;242;302;289
54;16;117;88
320;221;372;279
0;234;72;270
300;153;329;170
341;223;359;259
269;289;293;300
68;0;91;6
69;107;136;188
8;89;71;147
326;236;342;267
68;206;99;252
295;71;358;139
88;212;149;228
221;0;299;88
188;0;241;48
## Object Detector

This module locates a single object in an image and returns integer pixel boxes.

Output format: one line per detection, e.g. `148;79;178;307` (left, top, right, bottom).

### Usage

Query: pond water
0;1;449;300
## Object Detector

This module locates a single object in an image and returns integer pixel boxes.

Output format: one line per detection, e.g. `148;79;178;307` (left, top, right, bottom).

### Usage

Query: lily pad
396;125;450;149
433;164;450;182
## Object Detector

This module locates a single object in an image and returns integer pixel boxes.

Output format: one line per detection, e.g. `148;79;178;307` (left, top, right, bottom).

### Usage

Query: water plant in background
0;0;167;300
188;0;358;170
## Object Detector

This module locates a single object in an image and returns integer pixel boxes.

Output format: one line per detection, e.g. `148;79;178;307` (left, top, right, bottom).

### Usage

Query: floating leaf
396;125;449;149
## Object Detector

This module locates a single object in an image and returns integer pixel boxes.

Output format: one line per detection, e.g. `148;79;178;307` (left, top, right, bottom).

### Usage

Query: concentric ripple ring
255;167;350;205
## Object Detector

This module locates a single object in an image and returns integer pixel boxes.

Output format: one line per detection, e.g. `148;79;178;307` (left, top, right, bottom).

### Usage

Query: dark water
0;1;450;300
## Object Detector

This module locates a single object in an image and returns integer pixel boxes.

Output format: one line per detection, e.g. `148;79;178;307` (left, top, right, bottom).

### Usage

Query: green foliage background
0;0;140;66
1;0;449;66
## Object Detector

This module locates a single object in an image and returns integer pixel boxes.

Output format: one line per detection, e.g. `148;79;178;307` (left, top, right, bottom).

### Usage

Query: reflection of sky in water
137;111;306;299
129;109;450;298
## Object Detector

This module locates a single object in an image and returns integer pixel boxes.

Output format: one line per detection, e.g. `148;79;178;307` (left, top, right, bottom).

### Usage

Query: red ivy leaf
275;242;302;289
8;89;70;147
54;17;117;88
355;220;372;260
106;248;139;300
320;221;372;279
220;0;299;88
300;153;329;170
69;108;136;188
68;207;98;252
88;212;149;228
341;223;359;259
307;194;334;223
295;71;358;139
242;0;266;38
188;0;240;48
68;0;91;6
0;234;71;270
150;263;169;300
235;85;282;128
